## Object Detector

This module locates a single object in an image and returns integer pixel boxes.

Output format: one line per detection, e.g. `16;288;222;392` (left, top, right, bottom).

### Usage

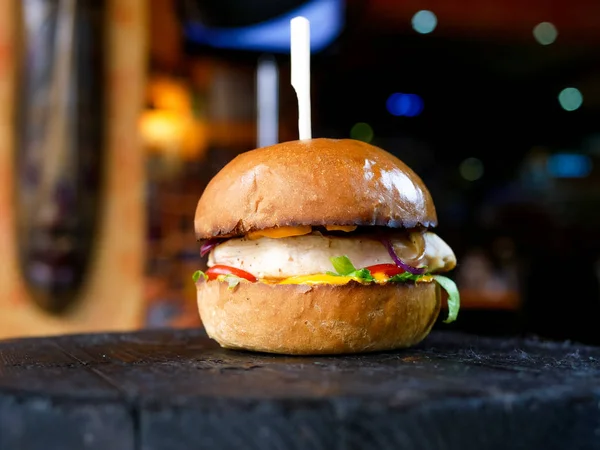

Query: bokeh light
386;93;424;117
533;22;558;45
459;157;484;181
547;153;592;178
558;87;583;111
411;10;437;34
350;122;374;143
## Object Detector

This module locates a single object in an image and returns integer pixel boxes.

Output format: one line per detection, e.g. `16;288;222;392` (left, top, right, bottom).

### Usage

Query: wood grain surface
0;328;599;449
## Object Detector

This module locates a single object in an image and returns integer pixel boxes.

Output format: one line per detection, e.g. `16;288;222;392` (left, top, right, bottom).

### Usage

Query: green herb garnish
192;270;207;283
327;255;375;283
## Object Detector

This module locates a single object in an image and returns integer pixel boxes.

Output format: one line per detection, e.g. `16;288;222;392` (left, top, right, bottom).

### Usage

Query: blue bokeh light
412;10;438;34
183;0;344;53
547;153;593;178
386;93;424;117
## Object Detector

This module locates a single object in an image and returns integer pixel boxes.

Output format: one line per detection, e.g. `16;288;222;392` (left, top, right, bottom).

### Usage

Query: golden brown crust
196;280;441;355
194;138;437;239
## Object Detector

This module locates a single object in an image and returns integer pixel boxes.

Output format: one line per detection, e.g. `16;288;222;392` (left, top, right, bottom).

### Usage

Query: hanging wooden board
0;0;148;339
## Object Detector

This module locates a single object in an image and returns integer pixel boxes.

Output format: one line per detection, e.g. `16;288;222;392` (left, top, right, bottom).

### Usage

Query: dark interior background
143;0;600;342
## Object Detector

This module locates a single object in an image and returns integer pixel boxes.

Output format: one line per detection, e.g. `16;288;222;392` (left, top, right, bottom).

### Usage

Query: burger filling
194;226;461;323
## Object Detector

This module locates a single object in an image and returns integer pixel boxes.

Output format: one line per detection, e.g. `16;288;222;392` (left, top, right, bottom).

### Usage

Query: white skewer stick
290;16;312;140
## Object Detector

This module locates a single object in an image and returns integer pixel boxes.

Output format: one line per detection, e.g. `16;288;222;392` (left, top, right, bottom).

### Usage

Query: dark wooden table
1;328;599;450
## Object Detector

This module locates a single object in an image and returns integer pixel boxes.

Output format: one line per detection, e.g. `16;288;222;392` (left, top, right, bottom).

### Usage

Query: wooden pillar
0;0;148;338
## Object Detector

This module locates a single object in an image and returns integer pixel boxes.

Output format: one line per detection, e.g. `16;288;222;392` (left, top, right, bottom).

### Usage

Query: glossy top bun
195;138;437;239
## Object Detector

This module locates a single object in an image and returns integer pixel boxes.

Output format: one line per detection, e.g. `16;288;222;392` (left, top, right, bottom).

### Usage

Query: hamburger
193;138;459;355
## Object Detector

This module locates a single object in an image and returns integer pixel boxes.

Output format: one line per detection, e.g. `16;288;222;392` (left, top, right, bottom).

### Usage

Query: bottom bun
196;280;441;355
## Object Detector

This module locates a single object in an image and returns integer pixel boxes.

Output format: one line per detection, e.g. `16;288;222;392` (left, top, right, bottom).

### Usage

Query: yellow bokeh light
139;76;207;161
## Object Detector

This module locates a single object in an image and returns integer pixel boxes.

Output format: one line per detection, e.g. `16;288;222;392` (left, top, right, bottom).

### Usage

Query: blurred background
1;0;600;344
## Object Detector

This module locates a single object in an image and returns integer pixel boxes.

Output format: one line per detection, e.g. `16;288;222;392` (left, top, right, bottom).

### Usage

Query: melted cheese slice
209;232;456;281
278;274;357;285
247;226;312;240
276;273;434;285
247;225;357;239
324;225;357;232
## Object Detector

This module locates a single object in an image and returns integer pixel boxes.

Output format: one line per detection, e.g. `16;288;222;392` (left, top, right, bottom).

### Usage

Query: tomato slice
365;264;405;277
205;265;257;282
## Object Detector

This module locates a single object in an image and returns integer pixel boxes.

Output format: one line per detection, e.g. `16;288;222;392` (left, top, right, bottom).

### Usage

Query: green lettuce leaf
328;255;374;283
432;275;460;323
193;270;240;290
387;272;424;283
330;255;356;275
222;274;241;290
192;270;207;282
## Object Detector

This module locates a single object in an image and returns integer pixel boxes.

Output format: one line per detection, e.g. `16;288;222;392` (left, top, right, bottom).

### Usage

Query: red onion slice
379;237;426;275
200;238;221;257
